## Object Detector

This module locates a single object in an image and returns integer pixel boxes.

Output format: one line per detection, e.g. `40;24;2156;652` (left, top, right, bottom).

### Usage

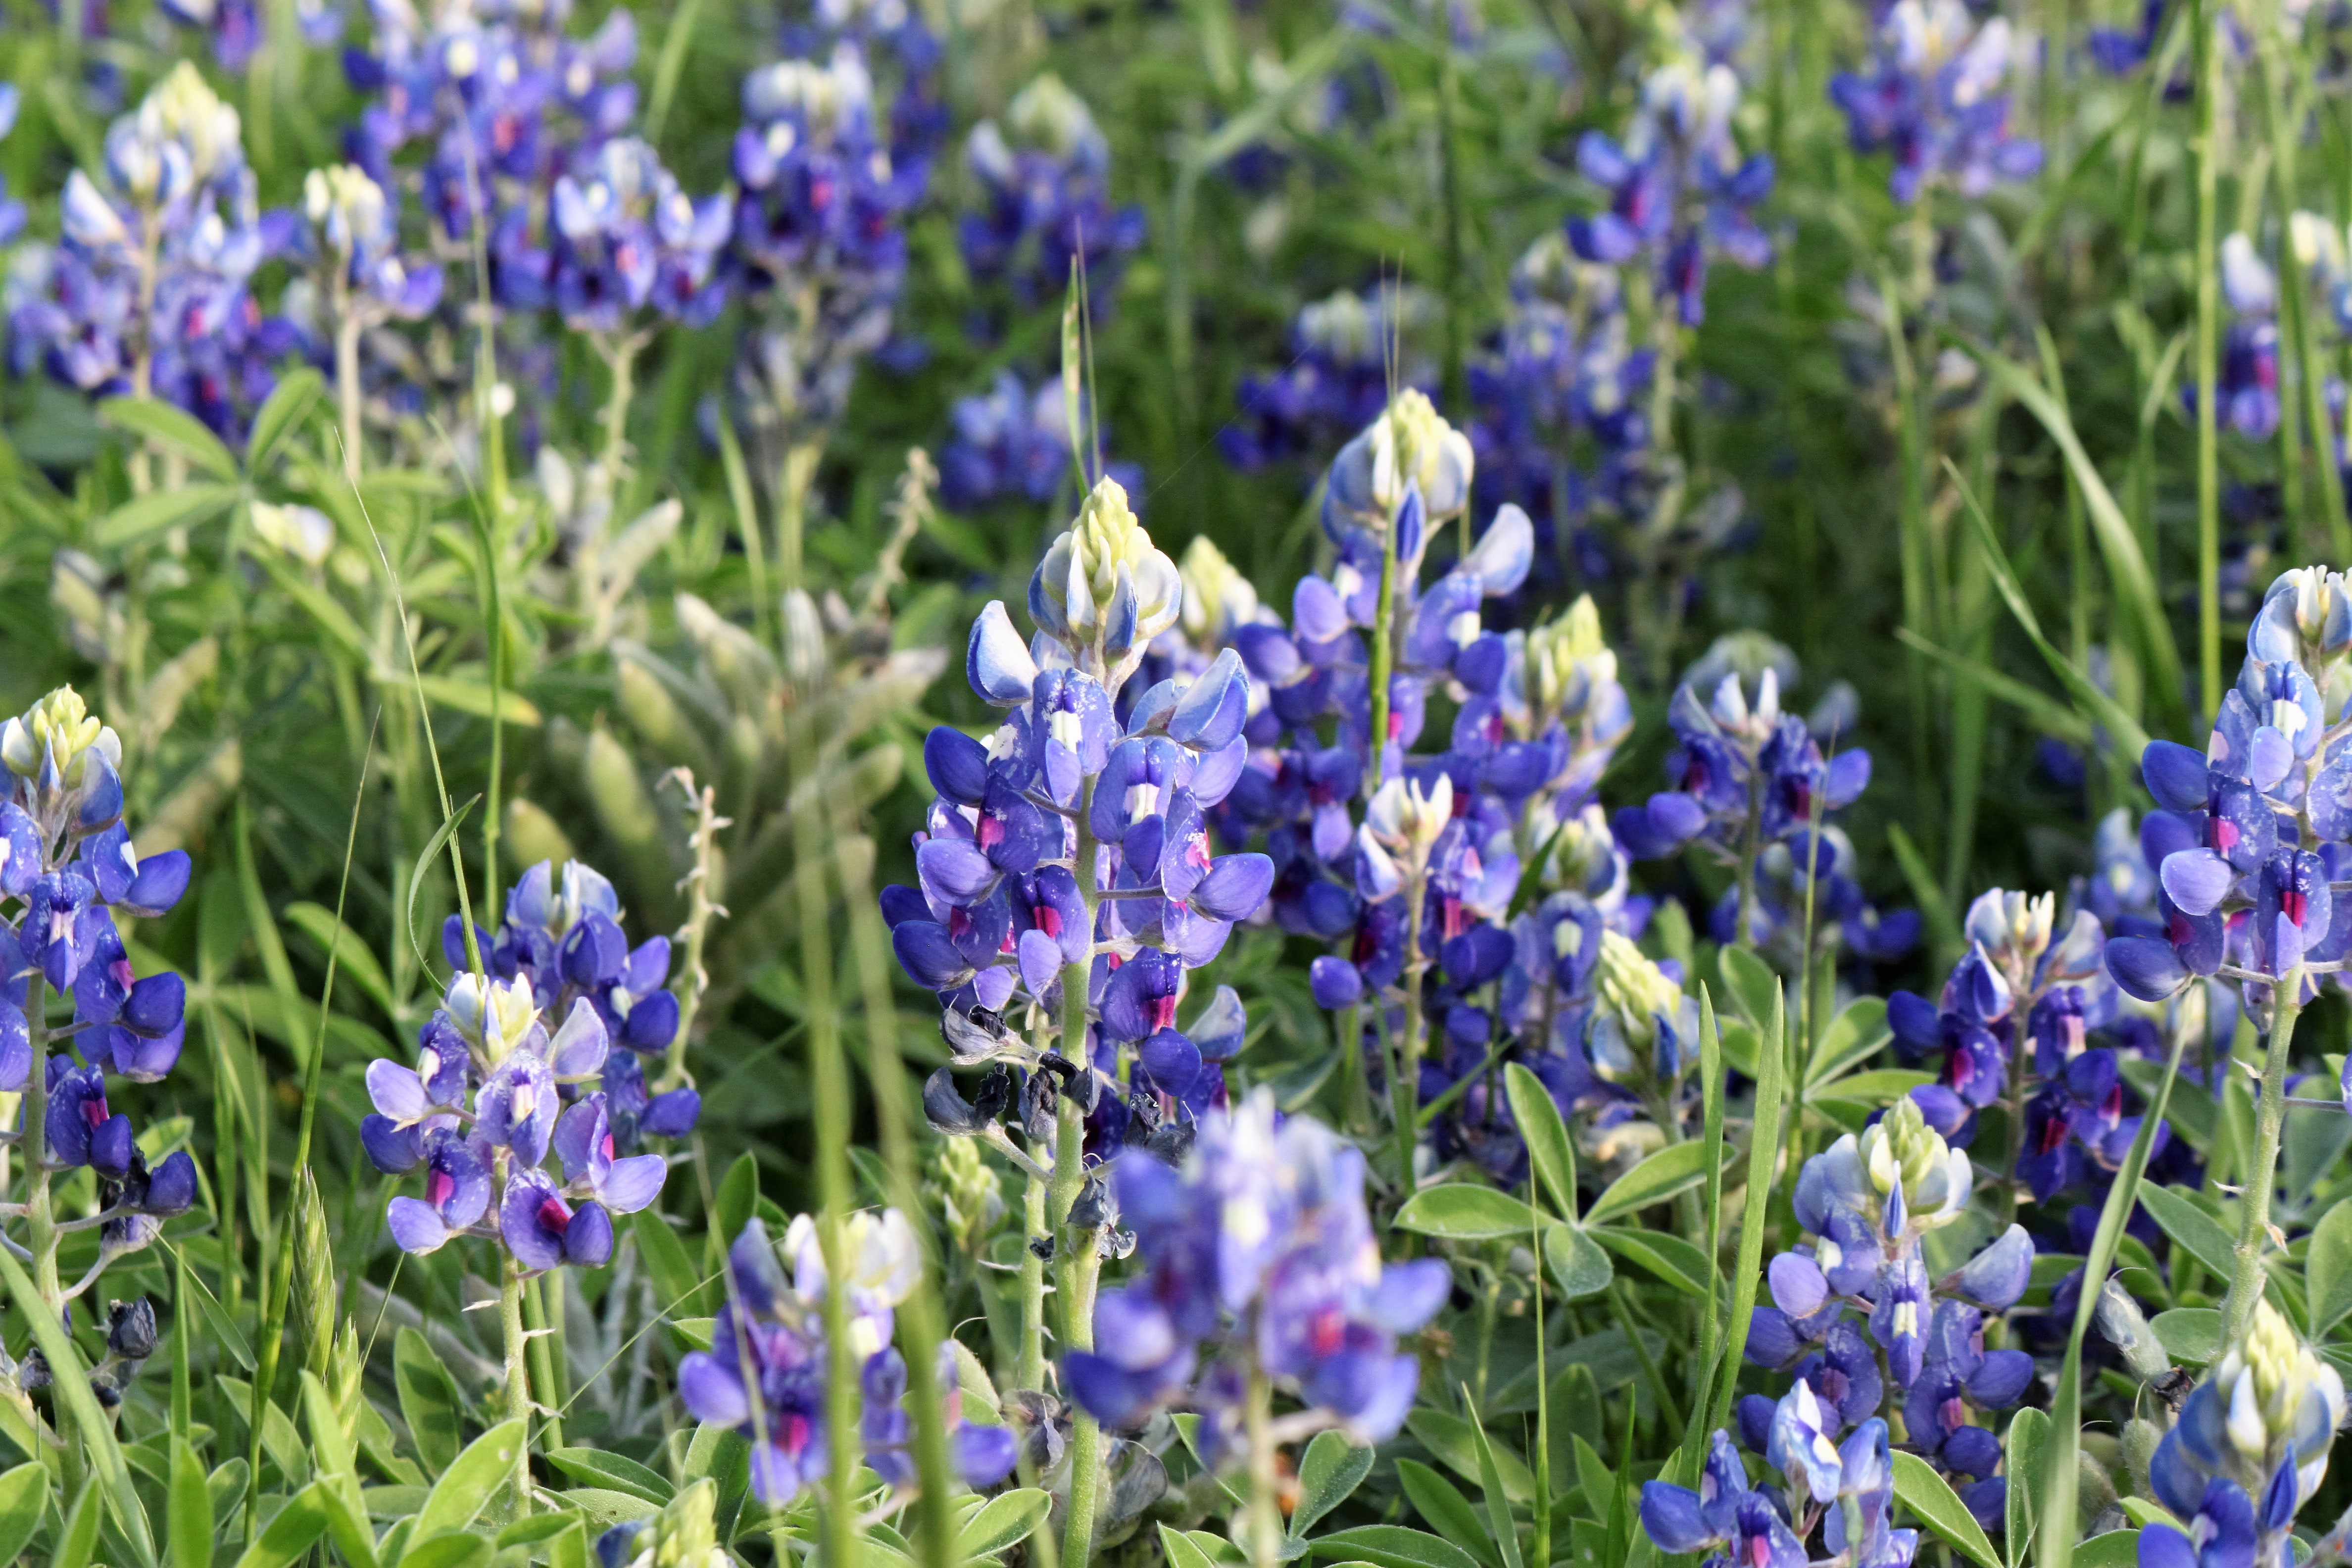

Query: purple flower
499;1169;615;1272
386;1131;493;1255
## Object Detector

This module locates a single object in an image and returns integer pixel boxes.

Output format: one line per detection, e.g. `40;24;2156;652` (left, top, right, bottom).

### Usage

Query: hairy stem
2221;977;2303;1344
1244;1357;1282;1568
1055;778;1104;1568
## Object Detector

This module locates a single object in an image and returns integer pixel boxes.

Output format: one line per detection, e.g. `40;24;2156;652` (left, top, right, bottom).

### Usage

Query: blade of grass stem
1706;980;1786;1437
2194;0;2222;722
2039;1016;2190;1568
246;716;376;1544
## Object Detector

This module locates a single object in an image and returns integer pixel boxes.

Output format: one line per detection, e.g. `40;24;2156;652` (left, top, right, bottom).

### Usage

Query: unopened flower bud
1;686;117;787
444;972;539;1062
1034;477;1181;652
2095;1279;2172;1384
1857;1096;1971;1230
1364;389;1472;521
1365;773;1453;860
106;1297;157;1360
1178;536;1259;640
1588;931;1684;1077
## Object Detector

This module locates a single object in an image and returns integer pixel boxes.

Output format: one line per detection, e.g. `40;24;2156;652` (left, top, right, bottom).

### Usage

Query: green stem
500;1255;531;1512
1367;525;1400;789
1389;869;1429;1206
335;301;364;489
791;706;860;1568
599;332;638;483
2194;0;2222;724
1055;776;1105;1568
2220;976;2304;1344
1244;1359;1282;1568
525;1275;563;1453
778;441;821;592
1018;1172;1048;1393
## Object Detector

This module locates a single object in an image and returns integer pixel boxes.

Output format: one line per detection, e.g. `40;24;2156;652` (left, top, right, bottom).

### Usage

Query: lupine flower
2111;566;2352;1017
1064;1090;1448;1455
1829;0;2044;202
960;75;1145;317
730;28;932;440
0;88;25;248
939;371;1139;510
2143;1302;2343;1567
364;854;687;1273
1749;1096;2034;1458
10;65;294;438
1567;42;1773;323
0;688;196;1311
1638;1426;1815;1567
303;163;443;324
1469;237;1650;575
443;856;698;1147
1222;284;1441;476
677;1217;1016;1504
542;137;731;333
889;477;1268;1165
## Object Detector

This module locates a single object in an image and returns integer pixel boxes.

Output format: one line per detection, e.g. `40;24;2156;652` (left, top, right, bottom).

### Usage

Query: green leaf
1308;1526;1485;1568
229;1483;330;1568
2005;1405;2048;1568
2307;1201;2352;1338
497;1514;584;1550
0;1246;155;1566
545;1447;675;1506
1714;1017;1761;1080
1404;1411;1533;1503
410;674;543;726
2137;1185;2238;1283
1543;1224;1614;1301
715;1153;760;1245
1570;1436;1615;1520
1290;1430;1374;1539
1394;1184;1539;1241
635;1208;709;1320
1590;1226;1714;1298
2152;1308;2221;1366
171;1248;256;1372
1393;1462;1501;1568
412;1418;527;1539
394;1327;465;1476
281;901;398;1026
1949;458;2155;759
0;1463;49;1564
1805;1069;1935;1107
1889;1451;2000;1568
92;482;242;548
52;1483;100;1568
102;395;239;480
1159;1523;1220;1568
1584;1141;1713;1225
396;1531;494;1568
1502;1062;1577;1221
167;1439;212;1568
247;367;326;470
956;1488;1051;1559
2074;1531;2143;1568
1806;997;1891;1084
1463;1391;1525;1568
1977;364;2184;735
1715;945;1778;1029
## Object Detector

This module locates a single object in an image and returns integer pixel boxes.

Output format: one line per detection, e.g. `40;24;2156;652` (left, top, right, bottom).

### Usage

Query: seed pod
503;796;576;871
2095;1278;2173;1383
617;655;717;779
2122;1417;2162;1500
781;588;827;686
